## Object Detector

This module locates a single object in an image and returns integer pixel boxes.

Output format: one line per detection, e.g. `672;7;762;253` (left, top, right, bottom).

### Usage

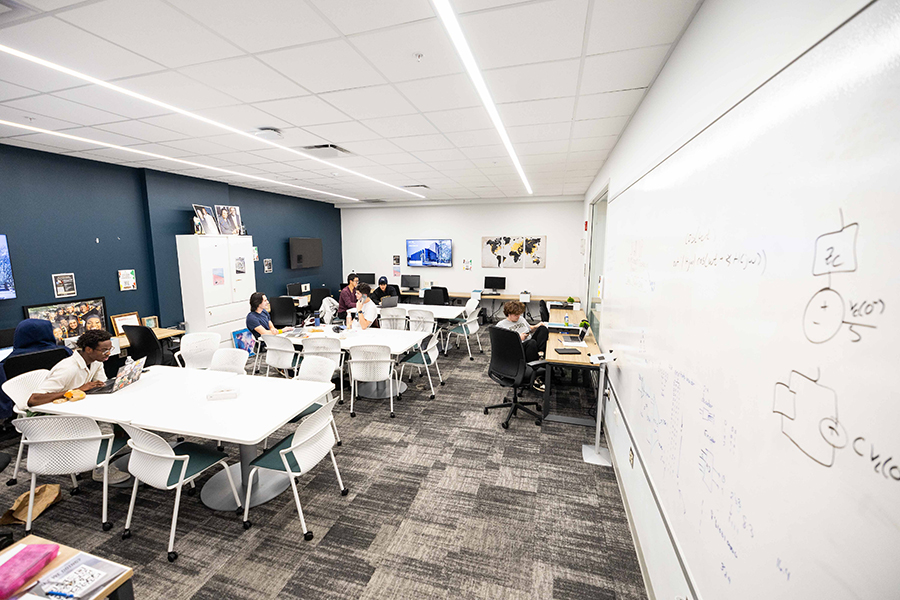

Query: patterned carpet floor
0;337;646;600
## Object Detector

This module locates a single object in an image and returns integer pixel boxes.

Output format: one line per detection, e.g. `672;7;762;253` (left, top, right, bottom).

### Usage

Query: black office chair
122;325;165;366
270;296;298;328
2;348;69;380
483;326;545;429
432;286;450;305
388;284;401;297
308;288;332;312
423;289;444;305
0;328;15;349
539;299;550;322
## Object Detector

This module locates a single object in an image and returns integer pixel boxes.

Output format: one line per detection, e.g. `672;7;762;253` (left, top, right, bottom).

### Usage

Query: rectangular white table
376;303;464;321
38;366;333;512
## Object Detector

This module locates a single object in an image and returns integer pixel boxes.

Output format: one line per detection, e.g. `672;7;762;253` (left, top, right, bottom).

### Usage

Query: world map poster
481;236;547;269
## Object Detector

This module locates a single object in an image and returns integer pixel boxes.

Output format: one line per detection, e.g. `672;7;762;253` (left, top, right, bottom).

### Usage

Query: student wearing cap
370;276;398;305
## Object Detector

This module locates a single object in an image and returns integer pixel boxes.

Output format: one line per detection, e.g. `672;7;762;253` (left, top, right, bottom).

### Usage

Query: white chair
290;356;342;446
409;308;445;354
398;333;444;399
260;334;302;378
119;423;240;563
209;348;250;375
300;337;345;405
449;298;481;324
447;313;484;360
173;332;221;369
379;307;407;330
2;369;49;486
13;415;115;533
241;398;347;537
347;345;399;419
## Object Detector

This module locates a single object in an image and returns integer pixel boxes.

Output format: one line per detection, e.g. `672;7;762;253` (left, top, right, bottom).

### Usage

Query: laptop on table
87;357;147;395
380;295;399;308
562;326;588;344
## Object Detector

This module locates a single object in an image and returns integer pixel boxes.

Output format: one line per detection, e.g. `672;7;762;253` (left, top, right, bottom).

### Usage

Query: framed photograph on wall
141;316;159;329
263;258;273;274
24;297;107;343
110;311;140;336
52;273;77;298
192;204;219;235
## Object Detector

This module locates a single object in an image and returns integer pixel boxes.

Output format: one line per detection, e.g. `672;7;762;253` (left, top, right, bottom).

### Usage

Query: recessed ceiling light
253;127;283;140
0;118;360;202
430;0;532;195
0;43;425;199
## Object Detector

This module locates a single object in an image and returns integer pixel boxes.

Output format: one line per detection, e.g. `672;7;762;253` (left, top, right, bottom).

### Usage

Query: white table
376;303;464;321
38;366;333;512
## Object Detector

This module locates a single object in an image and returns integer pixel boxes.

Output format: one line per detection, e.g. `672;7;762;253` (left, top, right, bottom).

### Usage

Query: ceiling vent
403;184;430;190
300;144;353;159
359;199;387;203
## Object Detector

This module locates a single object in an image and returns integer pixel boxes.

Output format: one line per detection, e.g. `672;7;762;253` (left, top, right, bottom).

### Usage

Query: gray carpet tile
0;333;647;600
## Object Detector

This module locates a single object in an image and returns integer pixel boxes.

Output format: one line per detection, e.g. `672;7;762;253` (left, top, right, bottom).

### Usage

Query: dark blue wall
0;144;343;331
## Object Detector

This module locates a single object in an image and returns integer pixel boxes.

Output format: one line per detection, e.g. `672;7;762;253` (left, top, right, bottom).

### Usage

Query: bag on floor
0;484;62;525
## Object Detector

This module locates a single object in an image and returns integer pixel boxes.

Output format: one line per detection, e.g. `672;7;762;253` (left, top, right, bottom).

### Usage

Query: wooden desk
13;535;134;599
543;309;600;426
400;291;579;303
116;327;182;350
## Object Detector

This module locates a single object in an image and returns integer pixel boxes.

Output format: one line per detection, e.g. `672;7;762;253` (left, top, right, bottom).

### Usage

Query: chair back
15;415;103;476
487;326;527;388
287;398;337;474
122;325;163;366
319;297;339;324
379;307;407;330
348;345;393;382
432;286;450;305
539;299;550;322
176;332;220;369
309;288;332;312
422;289;443;305
296;355;336;384
464;297;480;318
461;313;480;335
209;348;249;374
260;334;298;370
419;334;440;366
1;369;49;413
120;423;178;489
270;296;298;328
0;328;15;348
2;348;69;380
301;337;342;372
408;309;436;334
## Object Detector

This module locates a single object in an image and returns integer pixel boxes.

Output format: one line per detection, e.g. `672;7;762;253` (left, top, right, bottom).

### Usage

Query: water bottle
125;355;134;365
564;313;569;326
314;311;320;327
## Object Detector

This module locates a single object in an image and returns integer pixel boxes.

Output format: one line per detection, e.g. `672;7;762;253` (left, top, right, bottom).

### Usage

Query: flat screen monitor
286;282;305;296
355;273;376;285
407;239;451;267
484;276;506;291
23;297;108;344
289;237;323;269
0;234;15;300
401;274;421;290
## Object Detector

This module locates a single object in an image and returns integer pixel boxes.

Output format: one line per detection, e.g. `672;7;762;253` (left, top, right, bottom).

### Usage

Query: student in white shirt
349;283;378;330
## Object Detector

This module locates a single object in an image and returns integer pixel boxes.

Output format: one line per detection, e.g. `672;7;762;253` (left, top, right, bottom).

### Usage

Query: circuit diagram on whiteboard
773;369;847;467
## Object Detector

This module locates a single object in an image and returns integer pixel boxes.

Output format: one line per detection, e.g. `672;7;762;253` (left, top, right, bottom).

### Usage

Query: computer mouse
332;325;342;333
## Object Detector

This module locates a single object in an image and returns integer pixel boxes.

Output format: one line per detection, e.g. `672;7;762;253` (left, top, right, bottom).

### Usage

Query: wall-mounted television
407;239;452;267
289;237;323;269
0;234;15;300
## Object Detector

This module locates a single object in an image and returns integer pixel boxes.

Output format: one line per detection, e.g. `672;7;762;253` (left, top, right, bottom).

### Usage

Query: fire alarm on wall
584;221;588;231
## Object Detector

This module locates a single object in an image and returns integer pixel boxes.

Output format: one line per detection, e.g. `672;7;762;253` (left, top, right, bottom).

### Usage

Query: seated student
27;329;129;484
496;301;549;387
337;273;358;320
246;292;292;339
370;276;398;305
348;283;378;330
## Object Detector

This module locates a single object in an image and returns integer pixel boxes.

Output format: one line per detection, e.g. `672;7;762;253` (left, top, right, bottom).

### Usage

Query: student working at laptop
27;329;130;483
496;301;549;389
370;276;398;305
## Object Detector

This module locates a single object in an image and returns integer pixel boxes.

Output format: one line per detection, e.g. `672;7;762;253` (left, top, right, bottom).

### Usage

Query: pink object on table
0;543;59;599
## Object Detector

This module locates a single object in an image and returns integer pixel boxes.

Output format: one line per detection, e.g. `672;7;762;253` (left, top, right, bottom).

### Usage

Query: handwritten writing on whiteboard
672;250;767;273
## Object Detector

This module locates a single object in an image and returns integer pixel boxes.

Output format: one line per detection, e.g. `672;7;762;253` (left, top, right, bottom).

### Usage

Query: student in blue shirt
246;292;292;338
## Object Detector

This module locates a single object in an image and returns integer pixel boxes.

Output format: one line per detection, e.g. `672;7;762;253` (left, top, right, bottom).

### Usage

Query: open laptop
380;295;399;308
562;326;588;344
87;357;147;395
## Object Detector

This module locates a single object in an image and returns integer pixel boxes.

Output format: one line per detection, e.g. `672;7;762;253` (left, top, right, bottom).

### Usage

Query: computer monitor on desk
356;273;376;285
286;282;304;296
401;274;420;291
483;276;506;295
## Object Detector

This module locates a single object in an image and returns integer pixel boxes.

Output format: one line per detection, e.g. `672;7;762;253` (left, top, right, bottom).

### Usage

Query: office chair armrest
526;360;548;369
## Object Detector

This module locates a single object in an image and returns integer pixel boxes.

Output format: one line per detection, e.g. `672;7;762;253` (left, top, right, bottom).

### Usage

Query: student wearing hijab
0;319;73;419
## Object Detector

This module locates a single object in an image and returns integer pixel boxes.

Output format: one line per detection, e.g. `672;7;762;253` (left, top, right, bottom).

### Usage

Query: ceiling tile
498;97;575;127
411;148;466;162
361;114;437;137
0;18;159;81
259;39;385;94
0;80;36;102
303;121;381;142
180;57;309;104
55;126;144;146
445;129;499;147
208;151;271;166
0;53;81;93
95;120;187;143
24;0;85;10
568;149;610;162
569;135;617;152
513;139;569;155
390;134;453;152
575;88;644;119
141;113;226;137
341;139;403;155
125;142;194;158
162;137;234;155
308;0;434;35
371;152;420;165
3;94;123;125
580;45;670;95
320;85;416;120
451;0;528;12
54;85;170;119
253;96;350;128
519;152;567;165
424;106;492;133
571;116;627;138
202;133;277;152
587;0;697;55
396;73;480;112
461;0;588;69
484;60;579;103
57;0;241;68
350;19;462;82
117;71;238;110
194;104;292;132
460;145;507;159
168;0;338;53
507;122;570;144
5;131;101;152
276;128;331;147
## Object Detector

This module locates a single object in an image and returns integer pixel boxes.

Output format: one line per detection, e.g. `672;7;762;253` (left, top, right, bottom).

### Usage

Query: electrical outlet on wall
301;283;310;293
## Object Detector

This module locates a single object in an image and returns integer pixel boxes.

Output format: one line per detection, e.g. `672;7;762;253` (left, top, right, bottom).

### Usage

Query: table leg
543;362;552;419
109;578;134;600
200;443;290;511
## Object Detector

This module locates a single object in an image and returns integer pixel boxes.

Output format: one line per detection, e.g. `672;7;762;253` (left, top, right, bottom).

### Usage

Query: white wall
340;200;584;298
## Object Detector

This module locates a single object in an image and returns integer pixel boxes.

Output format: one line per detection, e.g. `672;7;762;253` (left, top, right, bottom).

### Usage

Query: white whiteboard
600;2;900;599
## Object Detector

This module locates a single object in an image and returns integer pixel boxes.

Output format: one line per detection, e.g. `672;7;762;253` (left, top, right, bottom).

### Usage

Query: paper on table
562;340;588;348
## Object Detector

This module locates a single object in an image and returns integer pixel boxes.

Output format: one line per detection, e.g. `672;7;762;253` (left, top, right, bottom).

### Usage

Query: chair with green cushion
118;423;241;563
241;398;347;537
398;333;444;399
287;356;341;446
448;297;481;324
446;312;484;360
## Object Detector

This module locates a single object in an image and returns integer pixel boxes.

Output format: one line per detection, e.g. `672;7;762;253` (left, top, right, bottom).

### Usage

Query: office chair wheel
483;408;489;415
243;521;252;530
341;488;349;496
304;531;314;541
168;551;178;562
102;521;112;532
350;412;356;417
501;422;509;430
440;381;445;386
217;445;224;452
75;473;83;480
70;487;80;496
6;479;16;486
390;412;395;418
186;486;195;496
177;437;184;443
122;529;131;540
338;400;344;404
430;394;435;400
336;440;342;446
397;393;402;400
418;373;422;378
470;357;474;361
534;419;542;426
479;349;484;353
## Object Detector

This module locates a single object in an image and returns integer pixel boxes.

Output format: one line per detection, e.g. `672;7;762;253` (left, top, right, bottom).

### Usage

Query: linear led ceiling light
430;0;532;195
0;43;424;199
0;119;360;202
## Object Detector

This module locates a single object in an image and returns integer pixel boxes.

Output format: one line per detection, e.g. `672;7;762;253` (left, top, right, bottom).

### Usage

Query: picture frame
232;328;256;357
192;204;219;235
52;273;77;298
214;205;242;236
110;311;140;336
23;297;107;343
264;258;273;274
141;315;159;329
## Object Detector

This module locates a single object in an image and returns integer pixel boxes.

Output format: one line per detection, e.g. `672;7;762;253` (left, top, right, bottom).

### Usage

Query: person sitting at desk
370;276;398;305
348;283;378;330
497;299;549;362
27;329;130;484
246;292;292;339
337;273;359;319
